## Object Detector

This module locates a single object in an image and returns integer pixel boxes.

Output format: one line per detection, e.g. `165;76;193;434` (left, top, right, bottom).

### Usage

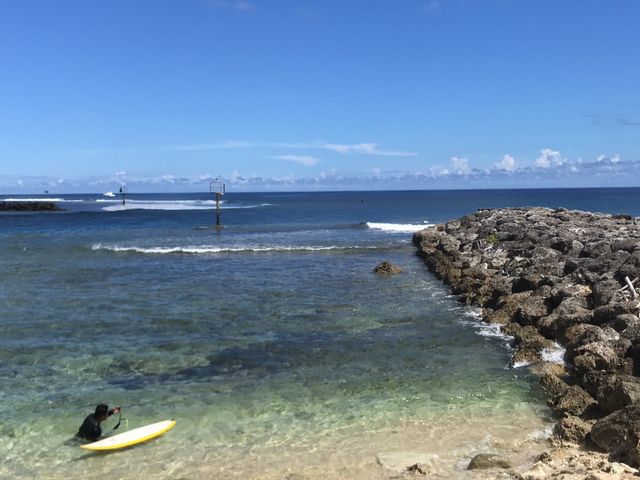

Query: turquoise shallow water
2;189;637;478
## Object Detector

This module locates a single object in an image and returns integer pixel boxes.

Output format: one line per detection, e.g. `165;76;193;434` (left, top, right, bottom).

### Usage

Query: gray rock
564;324;610;354
516;295;549;325
612;240;640;253
591;404;640;467
593;304;634;325
540;373;569;397
621;319;640;342
572;341;621;374
374;261;403;275
554;414;594;444
594;375;640;414
537;308;593;339
592;279;623;307
467;453;511;470
548;385;598;417
607;314;639;334
376;452;440;477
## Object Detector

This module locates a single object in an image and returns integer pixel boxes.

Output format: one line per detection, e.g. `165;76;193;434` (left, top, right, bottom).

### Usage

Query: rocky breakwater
413;207;640;469
0;201;63;211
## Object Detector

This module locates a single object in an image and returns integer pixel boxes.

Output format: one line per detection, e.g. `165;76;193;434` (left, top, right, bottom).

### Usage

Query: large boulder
516;295;549;326
591;405;640;466
540;373;569;397
554;415;594;444
548;385;598;417
571;341;623;375
563;324;616;354
592;279;624;308
467;453;511;470
593;304;634;326
596;376;640;415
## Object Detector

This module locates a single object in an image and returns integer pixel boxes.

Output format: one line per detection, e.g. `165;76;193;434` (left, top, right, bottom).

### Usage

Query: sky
1;0;639;193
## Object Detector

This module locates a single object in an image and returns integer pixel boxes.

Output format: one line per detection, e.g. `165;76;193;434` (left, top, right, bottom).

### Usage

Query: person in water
77;404;120;441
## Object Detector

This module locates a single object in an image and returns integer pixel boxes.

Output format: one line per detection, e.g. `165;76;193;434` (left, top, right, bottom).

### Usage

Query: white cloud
597;153;621;163
535;148;566;168
3;155;640;193
322;143;417;157
496;154;517;172
115;171;127;176
166;139;417;157
169;141;254;151
450;156;470;174
271;155;318;166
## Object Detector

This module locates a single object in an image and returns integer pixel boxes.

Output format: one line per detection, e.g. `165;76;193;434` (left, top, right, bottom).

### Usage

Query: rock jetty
413;207;640;470
0;201;63;211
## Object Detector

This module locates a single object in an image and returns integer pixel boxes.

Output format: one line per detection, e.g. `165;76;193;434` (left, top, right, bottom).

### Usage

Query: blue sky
1;0;639;192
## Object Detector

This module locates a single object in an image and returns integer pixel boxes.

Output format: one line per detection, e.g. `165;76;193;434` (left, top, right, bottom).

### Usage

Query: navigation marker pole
210;178;225;229
119;186;128;206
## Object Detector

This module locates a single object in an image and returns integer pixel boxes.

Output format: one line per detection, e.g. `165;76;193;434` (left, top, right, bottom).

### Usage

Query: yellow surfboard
80;419;176;451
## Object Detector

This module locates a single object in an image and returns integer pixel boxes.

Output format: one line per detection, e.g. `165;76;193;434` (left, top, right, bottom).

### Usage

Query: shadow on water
63;436;116;461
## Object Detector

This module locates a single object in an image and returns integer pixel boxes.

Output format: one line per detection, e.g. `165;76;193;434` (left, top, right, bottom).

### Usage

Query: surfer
77;404;121;441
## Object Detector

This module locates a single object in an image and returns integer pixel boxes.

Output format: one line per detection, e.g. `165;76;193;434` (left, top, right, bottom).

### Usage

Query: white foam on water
541;342;566;365
100;199;219;211
458;311;515;357
366;222;432;233
0;197;84;202
512;359;533;369
473;322;511;340
103;191;116;197
527;423;554;441
91;244;359;254
100;200;269;211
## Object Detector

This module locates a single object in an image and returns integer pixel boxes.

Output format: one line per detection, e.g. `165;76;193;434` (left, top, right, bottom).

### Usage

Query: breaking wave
366;222;431;233
91;244;371;255
99;200;269;211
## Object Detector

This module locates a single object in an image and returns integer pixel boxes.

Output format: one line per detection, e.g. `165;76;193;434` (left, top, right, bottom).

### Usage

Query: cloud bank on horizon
3;147;638;193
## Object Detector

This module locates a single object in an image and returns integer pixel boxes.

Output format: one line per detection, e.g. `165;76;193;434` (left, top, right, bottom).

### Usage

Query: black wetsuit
77;409;115;441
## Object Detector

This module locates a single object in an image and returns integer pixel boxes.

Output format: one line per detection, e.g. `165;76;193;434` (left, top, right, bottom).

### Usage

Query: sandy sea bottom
3;408;550;480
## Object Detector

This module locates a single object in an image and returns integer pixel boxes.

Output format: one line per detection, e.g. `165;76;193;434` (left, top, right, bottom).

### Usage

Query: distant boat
103;191;116;197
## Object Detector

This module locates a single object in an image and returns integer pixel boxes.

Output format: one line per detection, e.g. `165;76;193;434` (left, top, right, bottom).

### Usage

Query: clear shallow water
1;188;638;479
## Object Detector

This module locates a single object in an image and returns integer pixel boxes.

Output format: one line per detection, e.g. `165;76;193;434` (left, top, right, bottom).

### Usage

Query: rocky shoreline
413;207;640;478
0;201;63;211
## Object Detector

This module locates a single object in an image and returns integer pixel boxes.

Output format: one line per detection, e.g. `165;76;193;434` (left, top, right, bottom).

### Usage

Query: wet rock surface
374;260;403;275
413;207;640;469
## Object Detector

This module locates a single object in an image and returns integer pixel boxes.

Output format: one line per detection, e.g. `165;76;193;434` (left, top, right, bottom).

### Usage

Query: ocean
1;188;639;479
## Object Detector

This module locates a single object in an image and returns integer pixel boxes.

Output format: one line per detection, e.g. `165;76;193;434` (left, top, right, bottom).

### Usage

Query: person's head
94;404;109;420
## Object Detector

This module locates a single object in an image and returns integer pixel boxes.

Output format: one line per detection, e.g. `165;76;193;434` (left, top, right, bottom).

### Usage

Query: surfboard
80;419;176;451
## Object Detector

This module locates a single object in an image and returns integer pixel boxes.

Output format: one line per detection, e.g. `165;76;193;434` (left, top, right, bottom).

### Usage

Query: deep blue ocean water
1;188;638;479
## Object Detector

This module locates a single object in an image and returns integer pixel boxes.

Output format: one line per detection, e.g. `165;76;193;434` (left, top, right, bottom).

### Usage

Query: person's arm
108;405;121;417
